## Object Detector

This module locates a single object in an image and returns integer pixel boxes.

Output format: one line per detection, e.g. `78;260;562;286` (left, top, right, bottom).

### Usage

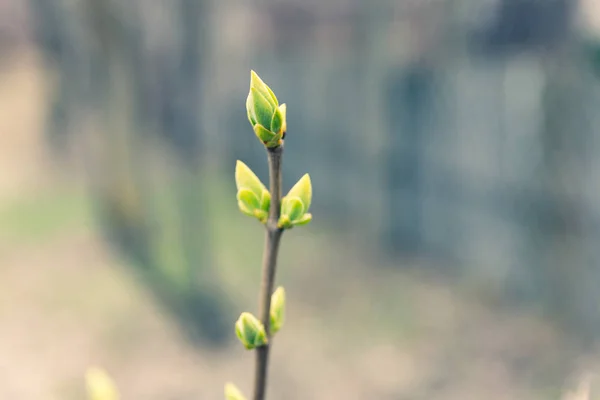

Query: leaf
292;213;312;226
246;92;256;126
235;160;267;196
234;321;251;349
265;85;278;107
237;189;260;211
270;106;283;134
281;196;304;222
235;314;254;350
250;70;278;106
278;103;287;133
286;174;312;212
250;87;274;128
237;200;254;217
253;124;279;145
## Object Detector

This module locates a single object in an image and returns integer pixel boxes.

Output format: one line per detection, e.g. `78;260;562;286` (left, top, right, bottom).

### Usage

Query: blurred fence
20;0;600;341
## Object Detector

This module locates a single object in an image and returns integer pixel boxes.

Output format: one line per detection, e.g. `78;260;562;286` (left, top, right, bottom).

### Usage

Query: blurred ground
0;48;594;400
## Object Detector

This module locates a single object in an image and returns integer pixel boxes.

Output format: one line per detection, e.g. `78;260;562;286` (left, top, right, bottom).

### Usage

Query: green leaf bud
246;71;286;148
235;312;268;350
235;160;270;223
287;174;312;211
282;196;304;221
278;174;313;229
270;287;286;335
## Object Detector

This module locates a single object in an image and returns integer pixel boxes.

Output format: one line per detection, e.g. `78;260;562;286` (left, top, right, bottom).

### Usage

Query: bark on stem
253;145;284;400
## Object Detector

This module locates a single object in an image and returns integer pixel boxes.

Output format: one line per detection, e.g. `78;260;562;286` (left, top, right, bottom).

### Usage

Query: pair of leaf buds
235;161;312;229
234;287;285;351
236;71;312;229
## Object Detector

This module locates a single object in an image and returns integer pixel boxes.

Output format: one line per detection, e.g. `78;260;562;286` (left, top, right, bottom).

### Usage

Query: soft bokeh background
2;0;600;398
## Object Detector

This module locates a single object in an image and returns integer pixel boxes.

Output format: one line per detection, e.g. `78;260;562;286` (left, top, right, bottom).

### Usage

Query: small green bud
85;367;119;400
278;174;313;229
235;160;270;223
224;382;247;400
246;71;286;148
270;287;286;335
235;312;268;350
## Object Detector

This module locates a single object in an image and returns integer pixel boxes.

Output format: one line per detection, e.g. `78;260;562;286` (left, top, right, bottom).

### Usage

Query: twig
253;145;284;400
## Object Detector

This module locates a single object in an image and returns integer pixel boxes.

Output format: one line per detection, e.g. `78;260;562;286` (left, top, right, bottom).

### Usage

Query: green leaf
247;71;284;147
250;87;274;128
237;200;254;217
270;106;283;134
281;196;304;222
237;189;260;211
224;383;247;400
246;92;256;126
286;174;312;212
250;70;278;106
265;85;278;107
235;160;267;197
270;287;286;334
253;124;279;145
234;320;249;349
292;213;312;226
265;83;279;108
278;103;287;133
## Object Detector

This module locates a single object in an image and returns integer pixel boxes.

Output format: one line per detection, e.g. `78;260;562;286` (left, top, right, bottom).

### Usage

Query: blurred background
1;0;600;398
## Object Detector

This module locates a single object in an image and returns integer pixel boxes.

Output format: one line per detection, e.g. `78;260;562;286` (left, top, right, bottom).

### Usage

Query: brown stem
253;145;284;400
